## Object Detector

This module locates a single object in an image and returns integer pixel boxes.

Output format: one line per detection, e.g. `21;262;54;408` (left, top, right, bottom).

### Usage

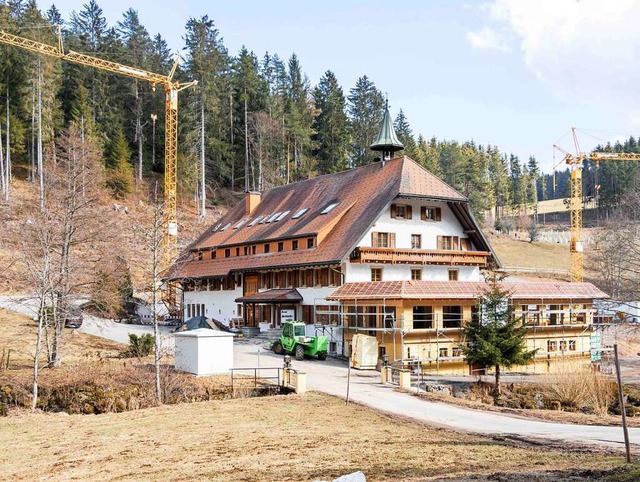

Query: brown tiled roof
235;289;303;303
326;281;609;301
166;157;477;280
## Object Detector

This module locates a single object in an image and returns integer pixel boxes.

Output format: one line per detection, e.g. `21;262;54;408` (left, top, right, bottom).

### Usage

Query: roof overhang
235;288;303;304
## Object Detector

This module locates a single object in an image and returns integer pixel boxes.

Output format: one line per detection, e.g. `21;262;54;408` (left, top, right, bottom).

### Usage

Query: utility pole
614;344;631;463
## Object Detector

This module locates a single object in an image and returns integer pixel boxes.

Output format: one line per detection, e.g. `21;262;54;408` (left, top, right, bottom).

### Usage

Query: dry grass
0;308;123;371
0;391;628;482
541;367;618;415
488;234;570;273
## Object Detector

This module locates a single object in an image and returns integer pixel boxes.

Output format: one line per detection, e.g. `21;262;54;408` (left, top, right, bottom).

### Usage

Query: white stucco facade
182;196;483;331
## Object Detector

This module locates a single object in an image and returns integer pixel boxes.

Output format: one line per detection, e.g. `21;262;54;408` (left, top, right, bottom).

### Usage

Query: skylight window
248;216;262;227
292;208;309;219
234;219;248;229
265;212;281;223
275;211;290;222
220;222;231;231
258;215;269;224
320;202;339;215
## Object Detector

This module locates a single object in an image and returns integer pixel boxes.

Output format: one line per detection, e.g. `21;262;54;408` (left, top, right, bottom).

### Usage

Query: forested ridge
0;0;637;223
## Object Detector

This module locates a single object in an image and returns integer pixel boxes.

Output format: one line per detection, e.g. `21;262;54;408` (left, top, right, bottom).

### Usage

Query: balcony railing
350;247;489;266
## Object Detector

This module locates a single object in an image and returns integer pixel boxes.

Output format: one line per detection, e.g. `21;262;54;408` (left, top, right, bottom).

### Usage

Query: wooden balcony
350;247;489;266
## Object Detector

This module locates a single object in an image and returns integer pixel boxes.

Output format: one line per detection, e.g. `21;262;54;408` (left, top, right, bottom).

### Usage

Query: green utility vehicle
272;321;328;360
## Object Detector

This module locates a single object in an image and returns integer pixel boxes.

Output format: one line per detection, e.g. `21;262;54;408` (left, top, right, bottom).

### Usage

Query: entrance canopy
235;288;303;304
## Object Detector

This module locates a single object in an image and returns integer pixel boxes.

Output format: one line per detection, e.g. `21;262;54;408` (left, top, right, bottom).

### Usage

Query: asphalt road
2;296;639;450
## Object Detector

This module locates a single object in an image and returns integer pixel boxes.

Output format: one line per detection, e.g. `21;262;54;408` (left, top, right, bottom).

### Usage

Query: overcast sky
50;0;640;173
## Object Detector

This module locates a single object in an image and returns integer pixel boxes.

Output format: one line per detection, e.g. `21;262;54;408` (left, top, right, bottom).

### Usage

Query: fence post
399;369;411;390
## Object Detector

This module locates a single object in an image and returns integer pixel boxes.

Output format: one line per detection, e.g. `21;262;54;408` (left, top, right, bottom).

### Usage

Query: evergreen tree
313;70;349;174
461;273;537;396
394;109;416;158
347;75;384;167
106;127;133;197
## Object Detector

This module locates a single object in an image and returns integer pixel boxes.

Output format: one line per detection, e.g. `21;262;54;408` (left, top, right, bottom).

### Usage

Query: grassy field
0;391;633;482
0;307;123;371
0;307;638;481
489;234;570;273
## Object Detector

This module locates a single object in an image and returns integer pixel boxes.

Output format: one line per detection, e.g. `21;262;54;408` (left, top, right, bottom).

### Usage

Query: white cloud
475;0;640;119
466;26;511;53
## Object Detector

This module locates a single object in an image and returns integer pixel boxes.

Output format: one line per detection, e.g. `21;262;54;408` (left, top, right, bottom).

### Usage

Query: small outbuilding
174;328;234;376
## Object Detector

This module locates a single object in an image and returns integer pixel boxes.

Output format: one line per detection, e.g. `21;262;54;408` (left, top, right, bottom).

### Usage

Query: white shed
174;329;234;376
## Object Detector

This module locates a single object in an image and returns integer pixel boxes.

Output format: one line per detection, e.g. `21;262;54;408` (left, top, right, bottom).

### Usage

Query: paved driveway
233;340;640;451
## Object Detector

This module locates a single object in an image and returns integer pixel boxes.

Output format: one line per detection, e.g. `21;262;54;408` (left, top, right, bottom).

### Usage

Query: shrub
541;366;617;415
121;333;155;358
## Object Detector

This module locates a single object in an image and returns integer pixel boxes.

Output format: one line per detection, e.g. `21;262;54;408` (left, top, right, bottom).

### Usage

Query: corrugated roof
165;157;479;280
326;281;609;301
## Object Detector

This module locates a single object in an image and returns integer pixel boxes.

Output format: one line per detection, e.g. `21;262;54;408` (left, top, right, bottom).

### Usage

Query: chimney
246;191;261;215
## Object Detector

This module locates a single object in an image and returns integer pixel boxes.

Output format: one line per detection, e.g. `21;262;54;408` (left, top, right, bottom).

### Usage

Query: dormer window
321;202;339;214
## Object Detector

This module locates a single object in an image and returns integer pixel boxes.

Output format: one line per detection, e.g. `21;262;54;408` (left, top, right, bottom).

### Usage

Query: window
292;208;309;219
413;306;433;329
224;248;231;258
234;219;248;229
235;247;240;256
275;211;290;221
448;269;459;281
329;268;341;286
383;307;396;329
248;216;262;227
438;235;459;251
220;222;231;231
439;347;448;358
305;269;314;287
211;250;217;259
548;340;557;352
292;240;299;250
321;202;339;214
421;206;442;221
329;341;337;353
391;203;412;219
411;234;421;249
411;268;422;281
569;340;576;351
460;238;470;251
252;245;257;255
371;232;395;248
197;251;203;261
277;242;284;252
443;306;462;328
317;268;329;286
371;267;382;282
559;340;567;352
264;243;270;253
243;246;250;256
265;212;281;223
307;238;315;249
452;347;462;357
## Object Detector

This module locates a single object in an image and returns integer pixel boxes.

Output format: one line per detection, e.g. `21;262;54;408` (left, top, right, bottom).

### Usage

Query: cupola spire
370;98;404;164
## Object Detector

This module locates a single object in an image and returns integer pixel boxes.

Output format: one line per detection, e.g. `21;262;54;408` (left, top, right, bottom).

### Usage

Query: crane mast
554;128;640;282
0;28;197;268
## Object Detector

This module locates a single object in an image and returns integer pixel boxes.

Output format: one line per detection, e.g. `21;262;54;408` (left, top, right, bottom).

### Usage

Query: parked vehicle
64;310;83;328
271;321;327;360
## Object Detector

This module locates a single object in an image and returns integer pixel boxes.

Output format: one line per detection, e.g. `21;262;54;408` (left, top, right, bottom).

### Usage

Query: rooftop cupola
370;99;404;164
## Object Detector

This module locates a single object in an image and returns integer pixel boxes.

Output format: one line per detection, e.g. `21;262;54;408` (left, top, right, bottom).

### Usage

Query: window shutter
461;238;469;251
420;206;426;221
390;204;397;218
372;232;378;248
453;236;459;250
406;205;412;219
435;208;442;221
390;232;396;248
437;235;443;250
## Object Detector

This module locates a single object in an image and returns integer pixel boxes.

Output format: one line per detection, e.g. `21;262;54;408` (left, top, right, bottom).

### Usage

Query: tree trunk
37;63;44;211
0;99;4;199
32;297;46;410
5;85;11;202
244;93;249;192
200;98;205;217
494;364;501;396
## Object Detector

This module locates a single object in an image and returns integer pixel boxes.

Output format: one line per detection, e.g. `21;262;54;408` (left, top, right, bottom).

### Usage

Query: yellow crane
0;27;197;267
553;128;640;282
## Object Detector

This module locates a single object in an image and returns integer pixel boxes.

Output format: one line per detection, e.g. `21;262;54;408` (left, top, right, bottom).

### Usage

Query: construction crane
0;27;197;268
553;128;640;283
